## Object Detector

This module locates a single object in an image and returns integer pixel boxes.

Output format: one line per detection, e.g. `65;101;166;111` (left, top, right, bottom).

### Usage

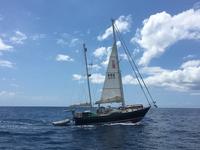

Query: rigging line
114;25;151;106
114;24;157;107
114;26;151;103
125;44;157;105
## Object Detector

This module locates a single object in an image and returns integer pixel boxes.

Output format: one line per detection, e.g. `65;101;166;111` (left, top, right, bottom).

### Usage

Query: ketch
52;19;157;126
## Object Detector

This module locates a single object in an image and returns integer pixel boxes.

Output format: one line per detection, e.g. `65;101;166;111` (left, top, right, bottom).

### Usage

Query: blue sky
0;0;200;107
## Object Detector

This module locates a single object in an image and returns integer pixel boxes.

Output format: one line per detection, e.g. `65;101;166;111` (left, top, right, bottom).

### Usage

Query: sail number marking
108;73;115;79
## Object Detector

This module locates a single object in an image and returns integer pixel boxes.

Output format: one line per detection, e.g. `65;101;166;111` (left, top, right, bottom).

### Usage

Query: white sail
96;42;124;105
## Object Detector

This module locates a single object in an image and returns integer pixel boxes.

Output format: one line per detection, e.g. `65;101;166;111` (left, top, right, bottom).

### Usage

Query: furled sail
96;42;124;105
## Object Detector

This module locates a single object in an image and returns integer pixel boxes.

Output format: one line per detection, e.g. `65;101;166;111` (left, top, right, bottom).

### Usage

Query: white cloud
72;73;105;84
0;60;14;68
10;31;27;44
126;60;200;92
141;66;168;75
134;8;200;65
119;53;128;61
116;41;122;47
73;59;200;92
56;54;74;62
70;38;80;47
97;15;132;41
132;48;140;56
93;46;112;67
72;73;138;85
0;90;16;97
88;64;101;71
0;38;13;52
93;41;122;67
56;39;68;45
72;74;83;80
93;47;107;58
56;34;81;47
101;46;112;67
122;75;137;84
90;73;105;84
100;42;122;67
183;54;196;60
144;64;200;91
180;60;200;69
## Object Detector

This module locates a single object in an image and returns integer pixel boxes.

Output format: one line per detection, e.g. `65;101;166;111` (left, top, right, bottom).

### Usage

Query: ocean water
0;107;199;150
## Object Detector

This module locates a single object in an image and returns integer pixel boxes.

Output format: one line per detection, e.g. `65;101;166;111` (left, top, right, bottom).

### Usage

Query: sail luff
112;20;125;107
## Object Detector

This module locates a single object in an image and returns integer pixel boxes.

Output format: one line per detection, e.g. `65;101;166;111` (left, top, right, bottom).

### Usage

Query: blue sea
0;107;199;150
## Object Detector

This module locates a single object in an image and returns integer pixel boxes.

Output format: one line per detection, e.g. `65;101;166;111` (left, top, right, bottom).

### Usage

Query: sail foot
95;96;123;104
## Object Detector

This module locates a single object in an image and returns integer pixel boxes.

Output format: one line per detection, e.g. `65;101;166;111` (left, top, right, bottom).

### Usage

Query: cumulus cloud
122;75;137;84
56;54;74;62
93;41;122;67
101;47;112;67
93;47;107;58
10;31;27;44
97;15;132;41
93;45;112;67
141;66;168;75
90;73;105;84
0;60;14;68
124;60;200;92
180;60;200;69
134;8;200;65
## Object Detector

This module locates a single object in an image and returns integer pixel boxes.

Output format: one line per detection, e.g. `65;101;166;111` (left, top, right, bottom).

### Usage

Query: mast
112;19;125;107
83;44;92;108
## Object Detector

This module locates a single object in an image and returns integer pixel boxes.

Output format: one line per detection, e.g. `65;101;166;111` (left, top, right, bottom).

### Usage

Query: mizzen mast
83;44;92;108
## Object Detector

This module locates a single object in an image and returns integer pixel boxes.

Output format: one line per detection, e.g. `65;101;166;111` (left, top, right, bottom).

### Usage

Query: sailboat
72;20;157;126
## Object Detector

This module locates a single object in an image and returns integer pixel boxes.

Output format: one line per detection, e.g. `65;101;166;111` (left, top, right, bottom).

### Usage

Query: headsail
96;20;125;106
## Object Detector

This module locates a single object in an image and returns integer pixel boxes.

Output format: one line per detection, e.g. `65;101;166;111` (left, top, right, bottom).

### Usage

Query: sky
0;0;200;107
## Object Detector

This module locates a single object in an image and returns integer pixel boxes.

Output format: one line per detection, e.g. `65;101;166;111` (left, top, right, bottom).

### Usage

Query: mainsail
96;24;125;106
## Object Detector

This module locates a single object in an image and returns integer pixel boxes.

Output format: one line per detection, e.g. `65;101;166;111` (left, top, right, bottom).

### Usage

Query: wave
0;131;12;136
0;130;57;137
70;122;141;129
1;119;47;126
104;122;141;126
